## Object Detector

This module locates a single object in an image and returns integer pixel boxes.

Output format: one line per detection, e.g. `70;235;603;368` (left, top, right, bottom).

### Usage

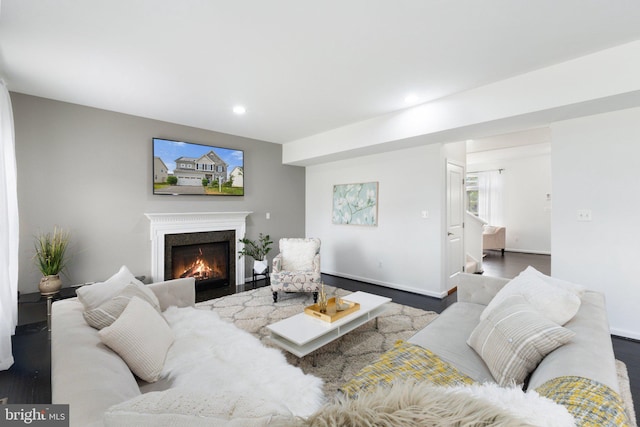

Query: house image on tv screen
174;150;228;186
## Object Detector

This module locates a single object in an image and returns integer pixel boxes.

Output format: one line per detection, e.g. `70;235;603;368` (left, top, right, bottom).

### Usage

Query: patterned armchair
271;238;321;303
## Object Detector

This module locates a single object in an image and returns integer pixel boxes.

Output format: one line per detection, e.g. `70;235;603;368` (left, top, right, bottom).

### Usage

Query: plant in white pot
34;226;71;296
238;233;273;274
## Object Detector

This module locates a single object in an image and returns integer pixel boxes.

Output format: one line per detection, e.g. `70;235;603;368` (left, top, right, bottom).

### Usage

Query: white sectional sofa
52;268;324;427
409;271;619;391
52;266;632;426
51;277;196;426
335;268;632;426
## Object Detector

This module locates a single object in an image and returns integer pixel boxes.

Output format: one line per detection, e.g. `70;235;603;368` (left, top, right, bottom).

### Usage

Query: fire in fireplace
164;230;236;291
172;242;229;283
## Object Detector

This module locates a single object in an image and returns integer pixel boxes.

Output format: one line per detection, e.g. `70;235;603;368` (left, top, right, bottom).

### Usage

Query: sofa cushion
99;296;174;383
468;294;575;386
408;302;495;383
104;388;295;427
77;265;159;311
527;290;620;393
480;267;581;325
83;283;161;329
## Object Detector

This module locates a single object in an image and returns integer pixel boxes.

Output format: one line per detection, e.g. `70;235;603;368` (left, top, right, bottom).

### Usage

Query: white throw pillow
480;267;582;325
83;283;161;330
468;294;575;387
99;296;174;383
280;238;319;271
521;266;585;297
76;265;159;311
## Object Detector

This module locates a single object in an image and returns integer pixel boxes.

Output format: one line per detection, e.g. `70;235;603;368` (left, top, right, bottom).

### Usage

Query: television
153;137;244;196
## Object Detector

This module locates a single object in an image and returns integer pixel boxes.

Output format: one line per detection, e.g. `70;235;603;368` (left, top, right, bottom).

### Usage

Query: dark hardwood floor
481;249;551;277
1;252;638;426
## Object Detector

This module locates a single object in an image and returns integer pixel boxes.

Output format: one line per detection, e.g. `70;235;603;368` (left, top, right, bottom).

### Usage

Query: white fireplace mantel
145;211;252;285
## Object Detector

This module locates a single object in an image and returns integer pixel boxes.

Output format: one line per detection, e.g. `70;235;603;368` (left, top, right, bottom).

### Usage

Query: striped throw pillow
83;283;161;329
467;294;575;386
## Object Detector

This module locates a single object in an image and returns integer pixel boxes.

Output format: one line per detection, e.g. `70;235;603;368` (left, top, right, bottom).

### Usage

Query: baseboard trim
611;328;640;341
321;271;447;299
503;249;552;255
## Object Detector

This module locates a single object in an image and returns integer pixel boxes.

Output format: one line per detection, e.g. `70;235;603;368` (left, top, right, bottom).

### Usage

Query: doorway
446;161;465;289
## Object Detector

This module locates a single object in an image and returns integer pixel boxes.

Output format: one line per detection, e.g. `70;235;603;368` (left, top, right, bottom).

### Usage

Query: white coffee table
267;291;391;363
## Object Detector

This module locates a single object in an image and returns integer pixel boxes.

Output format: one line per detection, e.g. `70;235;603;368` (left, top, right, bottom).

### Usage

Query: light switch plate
577;209;592;221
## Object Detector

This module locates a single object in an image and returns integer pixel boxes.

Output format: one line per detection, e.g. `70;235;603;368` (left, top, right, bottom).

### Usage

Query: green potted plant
238;233;273;274
34;226;71;296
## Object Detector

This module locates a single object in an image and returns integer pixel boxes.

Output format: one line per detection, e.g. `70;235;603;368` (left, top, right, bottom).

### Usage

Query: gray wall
12;93;305;293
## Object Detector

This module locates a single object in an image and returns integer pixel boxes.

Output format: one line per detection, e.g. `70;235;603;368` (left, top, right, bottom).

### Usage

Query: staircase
464;211;487;274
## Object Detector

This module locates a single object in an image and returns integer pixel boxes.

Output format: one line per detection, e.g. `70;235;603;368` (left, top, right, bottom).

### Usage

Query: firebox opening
171;242;229;286
164;230;236;294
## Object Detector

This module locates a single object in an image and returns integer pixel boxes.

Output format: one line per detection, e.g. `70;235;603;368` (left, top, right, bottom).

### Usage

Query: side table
17;287;78;332
252;266;270;289
42;291;58;333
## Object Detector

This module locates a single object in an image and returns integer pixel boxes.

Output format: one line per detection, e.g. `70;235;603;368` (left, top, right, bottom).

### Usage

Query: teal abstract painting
332;182;378;226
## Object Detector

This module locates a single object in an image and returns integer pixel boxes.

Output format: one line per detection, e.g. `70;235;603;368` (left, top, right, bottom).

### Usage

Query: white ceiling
2;1;640;144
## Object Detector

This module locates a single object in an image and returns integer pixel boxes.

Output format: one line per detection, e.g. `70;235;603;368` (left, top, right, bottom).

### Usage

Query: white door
446;161;465;288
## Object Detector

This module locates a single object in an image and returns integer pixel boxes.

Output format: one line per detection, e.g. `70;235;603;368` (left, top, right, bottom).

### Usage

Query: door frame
445;159;466;291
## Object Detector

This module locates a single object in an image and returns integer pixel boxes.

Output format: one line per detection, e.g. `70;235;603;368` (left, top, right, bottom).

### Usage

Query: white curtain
0;79;19;371
477;170;504;226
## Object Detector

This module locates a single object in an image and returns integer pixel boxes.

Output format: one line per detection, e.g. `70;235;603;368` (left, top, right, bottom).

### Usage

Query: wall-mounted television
153;137;244;196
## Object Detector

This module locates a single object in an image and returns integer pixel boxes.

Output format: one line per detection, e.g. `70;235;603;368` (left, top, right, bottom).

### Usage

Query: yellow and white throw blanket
535;376;632;427
340;340;474;397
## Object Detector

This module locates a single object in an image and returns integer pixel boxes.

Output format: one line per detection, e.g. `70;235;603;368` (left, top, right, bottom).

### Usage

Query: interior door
446;161;465;288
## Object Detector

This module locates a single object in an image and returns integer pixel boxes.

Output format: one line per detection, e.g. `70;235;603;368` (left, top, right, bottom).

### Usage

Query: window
467;170;504;225
466;174;479;216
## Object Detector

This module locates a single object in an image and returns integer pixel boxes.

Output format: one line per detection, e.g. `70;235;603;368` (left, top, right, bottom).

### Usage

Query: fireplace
145;212;251;291
164;230;235;290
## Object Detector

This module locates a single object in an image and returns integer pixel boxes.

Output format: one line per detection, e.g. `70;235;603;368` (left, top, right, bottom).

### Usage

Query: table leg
47;295;53;335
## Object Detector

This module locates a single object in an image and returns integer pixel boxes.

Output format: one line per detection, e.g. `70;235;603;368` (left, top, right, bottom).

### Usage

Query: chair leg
501;248;505;256
272;291;278;303
313;292;318;303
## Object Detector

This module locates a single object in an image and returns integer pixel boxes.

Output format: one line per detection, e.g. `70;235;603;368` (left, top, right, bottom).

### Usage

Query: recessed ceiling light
233;105;246;115
404;94;419;104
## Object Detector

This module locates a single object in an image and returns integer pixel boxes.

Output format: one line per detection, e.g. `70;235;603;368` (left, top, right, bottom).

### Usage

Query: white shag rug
276;380;575;427
160;305;325;418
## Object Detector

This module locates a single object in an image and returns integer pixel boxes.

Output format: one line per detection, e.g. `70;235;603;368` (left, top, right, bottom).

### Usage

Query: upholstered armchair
271;238;321;303
482;225;506;256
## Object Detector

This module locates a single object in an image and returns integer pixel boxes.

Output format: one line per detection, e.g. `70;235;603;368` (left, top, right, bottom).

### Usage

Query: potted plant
34;226;71;296
238;233;273;274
